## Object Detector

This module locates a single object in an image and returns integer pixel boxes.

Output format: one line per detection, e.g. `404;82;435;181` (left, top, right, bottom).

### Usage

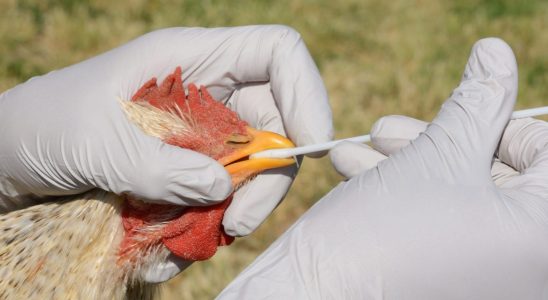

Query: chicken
0;67;295;299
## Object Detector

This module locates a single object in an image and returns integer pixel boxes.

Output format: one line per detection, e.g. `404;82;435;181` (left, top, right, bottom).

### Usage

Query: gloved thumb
408;38;518;182
103;124;233;206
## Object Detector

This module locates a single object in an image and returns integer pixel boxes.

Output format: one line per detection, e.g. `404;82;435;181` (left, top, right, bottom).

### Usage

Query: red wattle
161;198;233;261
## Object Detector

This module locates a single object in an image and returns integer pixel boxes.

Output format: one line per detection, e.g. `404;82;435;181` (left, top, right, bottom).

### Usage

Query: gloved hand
218;38;548;299
0;26;333;281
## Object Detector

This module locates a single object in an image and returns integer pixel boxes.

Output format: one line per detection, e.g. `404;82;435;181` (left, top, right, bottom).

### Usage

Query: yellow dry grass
1;0;547;299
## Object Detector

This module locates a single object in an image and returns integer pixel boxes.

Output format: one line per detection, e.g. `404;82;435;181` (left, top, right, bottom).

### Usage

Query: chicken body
0;192;158;299
0;68;294;299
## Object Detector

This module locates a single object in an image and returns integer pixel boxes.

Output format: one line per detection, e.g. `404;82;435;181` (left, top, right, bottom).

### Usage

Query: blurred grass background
1;0;547;298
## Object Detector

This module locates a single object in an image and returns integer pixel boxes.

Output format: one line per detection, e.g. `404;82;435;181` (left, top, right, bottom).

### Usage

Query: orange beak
219;127;296;186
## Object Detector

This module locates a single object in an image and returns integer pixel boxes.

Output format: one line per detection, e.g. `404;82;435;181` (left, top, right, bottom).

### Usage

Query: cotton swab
509;106;548;119
250;106;548;159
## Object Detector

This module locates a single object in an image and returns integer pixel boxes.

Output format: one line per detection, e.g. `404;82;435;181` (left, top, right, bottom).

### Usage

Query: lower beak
219;127;296;186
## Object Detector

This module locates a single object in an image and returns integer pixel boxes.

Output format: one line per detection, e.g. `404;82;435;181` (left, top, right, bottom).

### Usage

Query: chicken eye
226;134;251;145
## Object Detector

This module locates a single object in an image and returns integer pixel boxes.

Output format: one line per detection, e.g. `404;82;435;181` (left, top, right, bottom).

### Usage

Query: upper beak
219;127;296;186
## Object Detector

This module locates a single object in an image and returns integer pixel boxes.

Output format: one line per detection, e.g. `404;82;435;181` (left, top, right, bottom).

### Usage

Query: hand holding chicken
0;25;333;292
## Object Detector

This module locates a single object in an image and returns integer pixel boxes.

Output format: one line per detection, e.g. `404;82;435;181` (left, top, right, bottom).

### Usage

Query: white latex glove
218;38;548;299
0;26;333;282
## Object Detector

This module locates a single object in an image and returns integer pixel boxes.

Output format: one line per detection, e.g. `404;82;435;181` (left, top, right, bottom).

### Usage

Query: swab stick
251;106;548;159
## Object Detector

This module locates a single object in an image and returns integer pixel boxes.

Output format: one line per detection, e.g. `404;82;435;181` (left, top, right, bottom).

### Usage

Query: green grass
1;0;547;298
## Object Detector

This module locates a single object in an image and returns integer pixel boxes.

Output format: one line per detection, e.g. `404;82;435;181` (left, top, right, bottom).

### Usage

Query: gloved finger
81;97;234;205
143;254;193;283
370;115;428;156
329;141;387;179
497;118;548;198
222;82;297;236
113;122;233;206
406;38;518;183
113;25;333;156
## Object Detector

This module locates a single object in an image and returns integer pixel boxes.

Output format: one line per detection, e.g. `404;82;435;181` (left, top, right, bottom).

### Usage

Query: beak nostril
226;134;252;145
226;140;251;145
